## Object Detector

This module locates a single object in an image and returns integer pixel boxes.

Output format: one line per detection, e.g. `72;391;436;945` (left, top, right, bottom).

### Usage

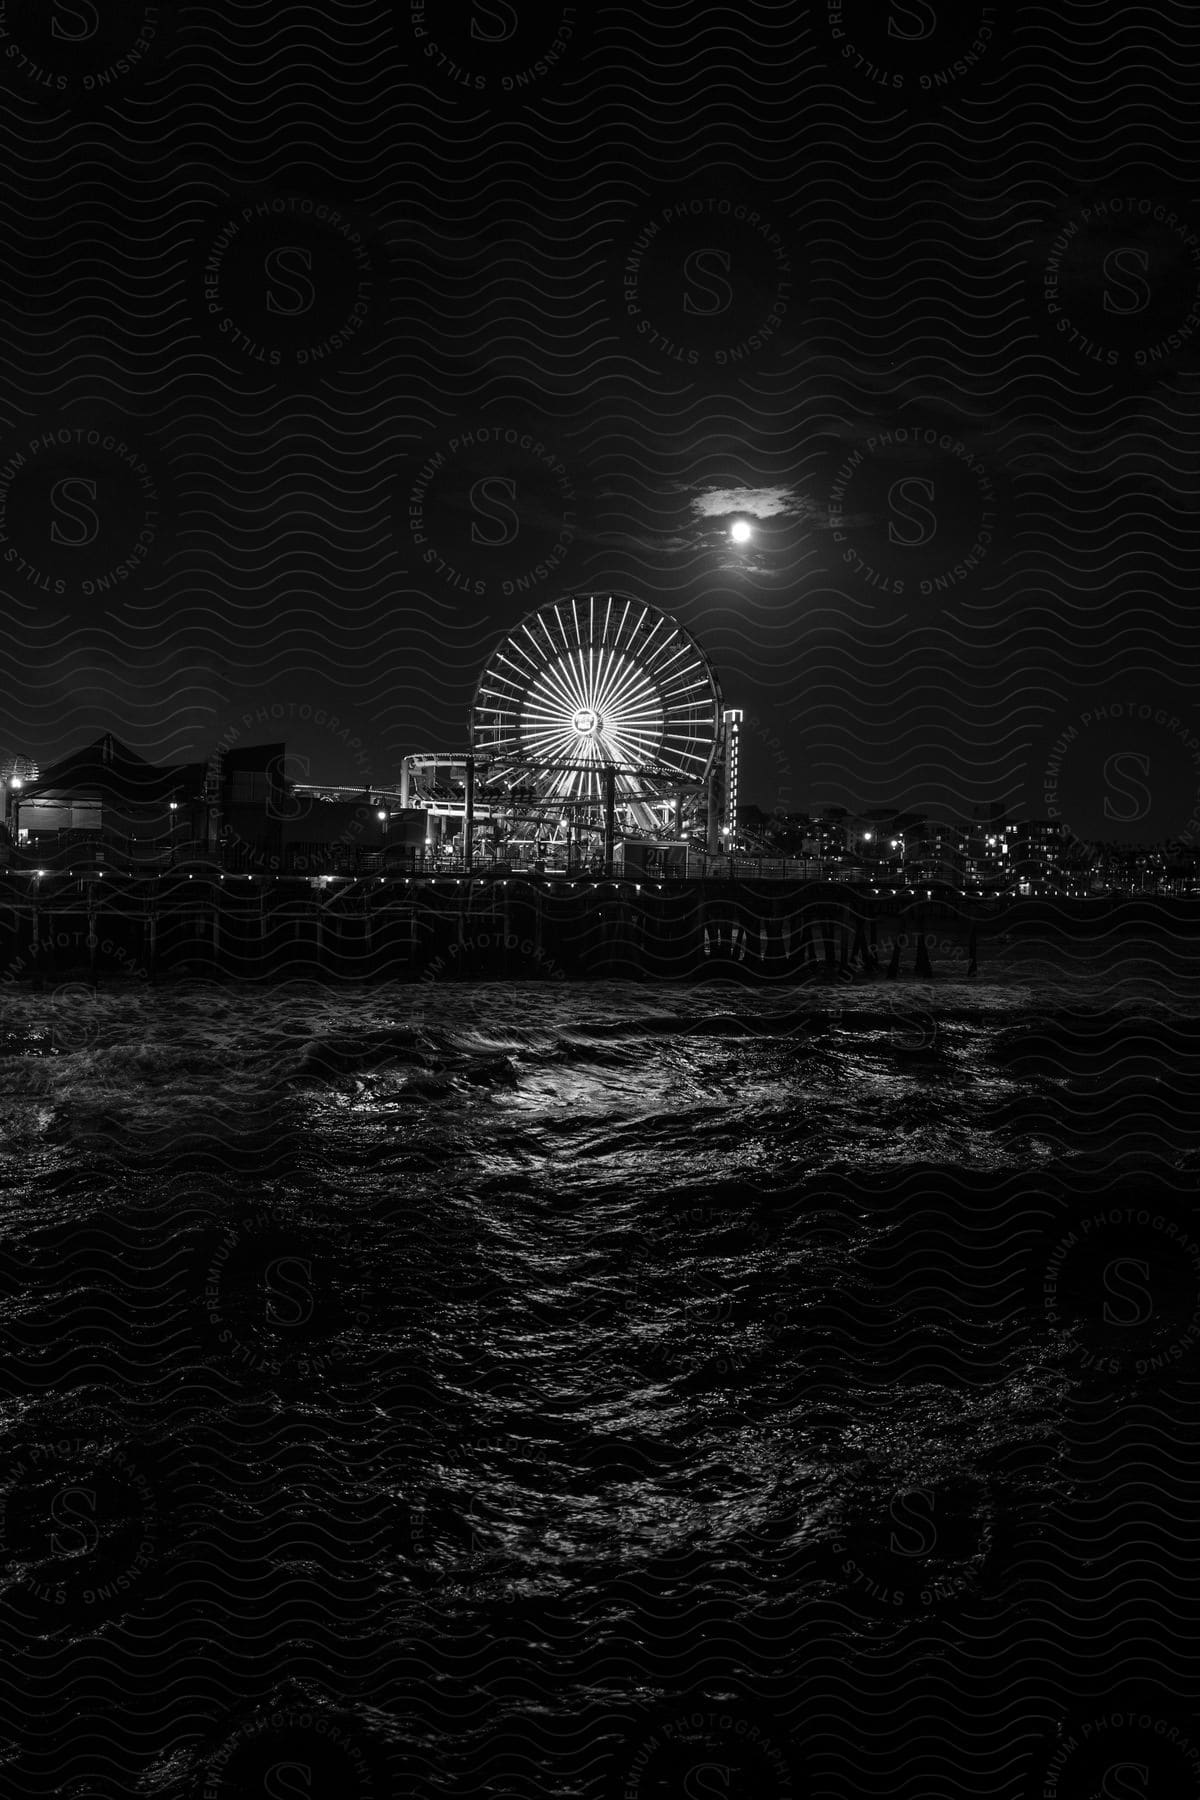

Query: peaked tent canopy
18;735;201;808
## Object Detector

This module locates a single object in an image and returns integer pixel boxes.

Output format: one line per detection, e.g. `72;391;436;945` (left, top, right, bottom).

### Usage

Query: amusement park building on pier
3;594;1198;895
1;595;746;875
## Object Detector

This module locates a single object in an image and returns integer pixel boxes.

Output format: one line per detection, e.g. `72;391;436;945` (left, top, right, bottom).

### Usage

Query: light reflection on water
0;975;1191;1789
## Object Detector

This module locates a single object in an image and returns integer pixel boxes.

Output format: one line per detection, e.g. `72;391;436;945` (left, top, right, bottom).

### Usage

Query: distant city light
729;519;752;544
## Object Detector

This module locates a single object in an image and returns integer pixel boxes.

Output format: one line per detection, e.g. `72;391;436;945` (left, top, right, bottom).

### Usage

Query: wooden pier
0;871;1190;986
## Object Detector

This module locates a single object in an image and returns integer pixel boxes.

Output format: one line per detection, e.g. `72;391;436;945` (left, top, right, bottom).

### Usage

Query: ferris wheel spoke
668;650;704;683
606;691;661;724
502;637;540;673
594;659;650;718
643;639;683;683
589;646;624;717
527;686;583;727
608;709;661;740
525;719;582;761
535;660;588;719
562;648;594;714
657;668;704;703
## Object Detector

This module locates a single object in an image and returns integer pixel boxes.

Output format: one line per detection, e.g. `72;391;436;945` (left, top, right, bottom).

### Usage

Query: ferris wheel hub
571;708;601;736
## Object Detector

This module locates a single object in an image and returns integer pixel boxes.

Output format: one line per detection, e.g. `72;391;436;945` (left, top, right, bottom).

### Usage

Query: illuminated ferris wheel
469;594;722;828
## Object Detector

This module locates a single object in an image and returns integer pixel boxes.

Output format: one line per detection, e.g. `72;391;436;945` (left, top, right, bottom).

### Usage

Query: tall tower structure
722;708;742;839
707;707;743;852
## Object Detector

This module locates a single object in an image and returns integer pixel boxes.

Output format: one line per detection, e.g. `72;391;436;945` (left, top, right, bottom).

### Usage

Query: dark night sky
2;3;1199;847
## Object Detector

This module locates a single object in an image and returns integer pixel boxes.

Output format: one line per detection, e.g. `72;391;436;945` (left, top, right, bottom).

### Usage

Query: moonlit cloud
689;485;807;521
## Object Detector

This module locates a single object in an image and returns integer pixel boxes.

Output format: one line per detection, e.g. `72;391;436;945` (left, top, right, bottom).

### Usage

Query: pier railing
4;833;1197;896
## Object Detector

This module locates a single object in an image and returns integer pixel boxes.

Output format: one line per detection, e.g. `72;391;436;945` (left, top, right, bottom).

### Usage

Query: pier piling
0;871;1058;987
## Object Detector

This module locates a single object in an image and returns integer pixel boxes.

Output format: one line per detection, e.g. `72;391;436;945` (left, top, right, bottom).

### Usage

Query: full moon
730;519;752;543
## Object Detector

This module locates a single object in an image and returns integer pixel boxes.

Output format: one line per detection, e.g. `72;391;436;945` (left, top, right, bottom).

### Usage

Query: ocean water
0;967;1197;1797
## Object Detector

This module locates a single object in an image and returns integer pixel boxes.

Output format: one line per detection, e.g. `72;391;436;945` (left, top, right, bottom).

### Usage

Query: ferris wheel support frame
461;754;713;873
462;756;622;871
